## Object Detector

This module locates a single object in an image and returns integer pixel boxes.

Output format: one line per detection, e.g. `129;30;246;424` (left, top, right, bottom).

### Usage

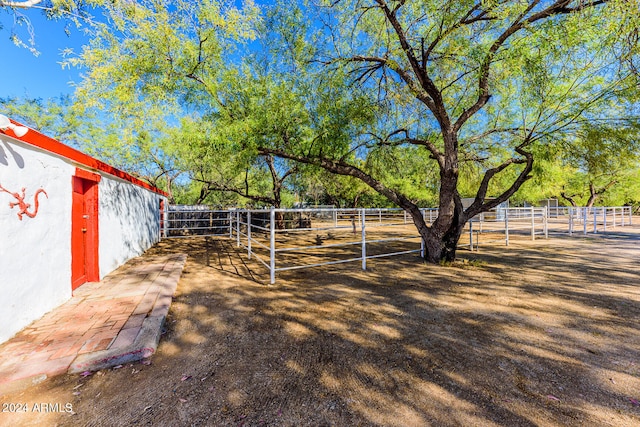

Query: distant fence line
161;206;634;284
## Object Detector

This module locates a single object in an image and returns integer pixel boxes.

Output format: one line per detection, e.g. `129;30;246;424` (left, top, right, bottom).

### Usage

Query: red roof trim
2;119;169;198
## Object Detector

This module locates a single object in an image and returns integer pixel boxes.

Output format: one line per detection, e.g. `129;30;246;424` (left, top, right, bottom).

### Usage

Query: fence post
613;207;616;228
247;211;252;259
229;211;233;238
593;208;597;234
505;211;509;246
568;206;573;236
583;208;587;235
544;207;548;239
629;206;633;226
603;208;607;232
625;206;629;226
531;206;535;240
160;203;166;239
270;208;276;285
361;208;367;270
236;210;241;247
469;221;473;250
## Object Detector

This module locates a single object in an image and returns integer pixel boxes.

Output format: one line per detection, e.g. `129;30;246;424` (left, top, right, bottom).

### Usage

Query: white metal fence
163;205;232;237
547;206;633;235
162;206;634;284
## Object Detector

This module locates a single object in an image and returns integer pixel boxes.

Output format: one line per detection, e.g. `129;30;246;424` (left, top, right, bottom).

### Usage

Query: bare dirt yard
2;227;640;426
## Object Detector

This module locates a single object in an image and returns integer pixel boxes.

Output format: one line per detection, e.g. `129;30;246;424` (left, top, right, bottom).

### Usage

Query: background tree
176;118;299;209
1;95;186;201
70;0;640;264
557;121;640;207
0;95;78;139
70;0;375;212
294;166;389;208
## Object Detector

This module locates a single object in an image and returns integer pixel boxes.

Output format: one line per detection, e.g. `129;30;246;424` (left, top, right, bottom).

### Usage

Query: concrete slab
0;253;186;394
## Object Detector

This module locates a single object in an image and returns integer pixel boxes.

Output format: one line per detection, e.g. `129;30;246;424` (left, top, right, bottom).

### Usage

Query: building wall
98;175;162;277
0;134;74;343
0;133;166;344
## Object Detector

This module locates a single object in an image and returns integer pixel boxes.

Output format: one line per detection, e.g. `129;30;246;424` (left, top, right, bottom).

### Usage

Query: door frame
71;168;101;291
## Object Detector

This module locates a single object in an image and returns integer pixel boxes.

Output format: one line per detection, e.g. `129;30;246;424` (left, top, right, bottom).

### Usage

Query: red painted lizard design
0;183;48;220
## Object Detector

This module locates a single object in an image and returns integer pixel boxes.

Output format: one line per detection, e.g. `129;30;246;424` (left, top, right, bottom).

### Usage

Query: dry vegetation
2;227;640;426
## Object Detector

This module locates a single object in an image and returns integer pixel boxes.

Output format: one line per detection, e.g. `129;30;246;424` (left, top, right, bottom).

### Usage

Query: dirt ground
2;227;640;427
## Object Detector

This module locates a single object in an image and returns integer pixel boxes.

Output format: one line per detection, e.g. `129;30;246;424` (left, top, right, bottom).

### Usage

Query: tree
173;116;299;209
557;121;640;207
69;0;306;212
1;95;186;201
0;95;77;139
255;0;640;262
294;165;389;208
71;0;640;264
70;0;346;215
70;0;261;123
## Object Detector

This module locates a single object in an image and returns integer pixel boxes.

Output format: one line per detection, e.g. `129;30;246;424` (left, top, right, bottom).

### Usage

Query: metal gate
162;205;233;238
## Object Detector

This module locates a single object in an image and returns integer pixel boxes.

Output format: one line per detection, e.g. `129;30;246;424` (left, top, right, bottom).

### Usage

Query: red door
71;170;100;291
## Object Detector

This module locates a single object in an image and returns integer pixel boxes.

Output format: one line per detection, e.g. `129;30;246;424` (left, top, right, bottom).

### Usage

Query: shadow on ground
2;231;640;427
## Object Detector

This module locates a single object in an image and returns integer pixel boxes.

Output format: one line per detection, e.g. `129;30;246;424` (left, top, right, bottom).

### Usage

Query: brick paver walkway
0;253;186;393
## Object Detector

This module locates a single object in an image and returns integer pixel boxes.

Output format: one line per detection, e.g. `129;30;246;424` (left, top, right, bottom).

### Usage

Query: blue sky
0;10;90;100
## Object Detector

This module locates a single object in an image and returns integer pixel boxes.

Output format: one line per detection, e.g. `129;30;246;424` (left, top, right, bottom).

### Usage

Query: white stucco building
0;118;168;344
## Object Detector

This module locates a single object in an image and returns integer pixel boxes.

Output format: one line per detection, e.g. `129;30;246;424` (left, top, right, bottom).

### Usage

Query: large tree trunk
274;211;285;230
422;130;465;262
194;184;212;205
585;183;598;208
422;220;466;263
401;181;466;264
272;177;287;230
405;197;466;263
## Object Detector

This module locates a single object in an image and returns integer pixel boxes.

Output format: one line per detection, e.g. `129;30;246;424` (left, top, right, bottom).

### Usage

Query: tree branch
453;0;610;133
460;127;526;146
464;145;534;219
424;2;487;61
372;0;451;129
259;146;422;214
192;174;276;205
349;55;438;112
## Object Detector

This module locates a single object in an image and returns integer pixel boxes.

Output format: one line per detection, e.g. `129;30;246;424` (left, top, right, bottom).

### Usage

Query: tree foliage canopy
27;0;640;261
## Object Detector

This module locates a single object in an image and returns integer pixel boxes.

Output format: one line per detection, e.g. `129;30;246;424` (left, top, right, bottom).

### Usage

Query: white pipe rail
165;205;634;284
